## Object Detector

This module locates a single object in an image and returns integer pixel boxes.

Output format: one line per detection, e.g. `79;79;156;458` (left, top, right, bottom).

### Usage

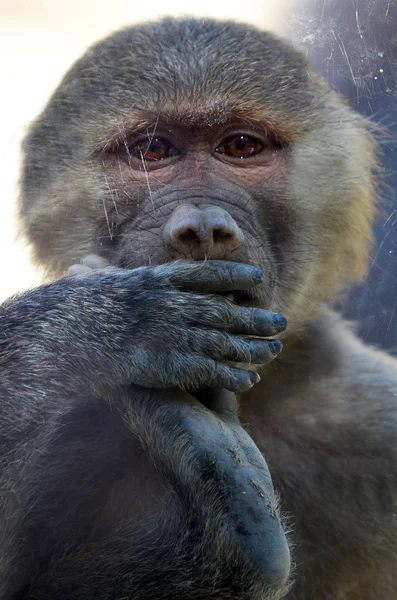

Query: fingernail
272;314;287;331
269;340;283;355
252;268;263;282
250;371;261;384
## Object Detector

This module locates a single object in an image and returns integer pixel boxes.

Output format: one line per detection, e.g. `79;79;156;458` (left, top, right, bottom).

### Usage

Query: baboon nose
163;204;244;259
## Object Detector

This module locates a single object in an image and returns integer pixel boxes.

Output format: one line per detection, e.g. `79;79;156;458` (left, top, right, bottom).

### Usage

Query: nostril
213;228;234;243
177;228;200;245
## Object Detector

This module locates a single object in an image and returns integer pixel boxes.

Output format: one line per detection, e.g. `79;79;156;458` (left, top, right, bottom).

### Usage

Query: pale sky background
0;0;299;301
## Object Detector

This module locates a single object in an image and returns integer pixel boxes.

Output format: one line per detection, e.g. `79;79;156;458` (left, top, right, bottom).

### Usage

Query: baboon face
20;18;377;329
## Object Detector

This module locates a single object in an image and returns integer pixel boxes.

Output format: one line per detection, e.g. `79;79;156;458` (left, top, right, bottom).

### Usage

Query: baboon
1;16;396;600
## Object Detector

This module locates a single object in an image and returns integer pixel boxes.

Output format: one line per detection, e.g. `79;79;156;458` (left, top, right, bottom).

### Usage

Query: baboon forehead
60;17;314;119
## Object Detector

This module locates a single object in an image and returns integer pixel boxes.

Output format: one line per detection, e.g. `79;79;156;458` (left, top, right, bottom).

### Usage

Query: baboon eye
215;135;265;159
131;137;180;161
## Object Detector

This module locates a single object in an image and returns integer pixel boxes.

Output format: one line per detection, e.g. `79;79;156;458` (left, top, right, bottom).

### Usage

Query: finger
178;357;260;392
202;361;260;393
68;264;93;276
207;335;283;365
196;304;287;337
226;306;287;337
156;260;263;292
82;255;111;269
134;350;260;392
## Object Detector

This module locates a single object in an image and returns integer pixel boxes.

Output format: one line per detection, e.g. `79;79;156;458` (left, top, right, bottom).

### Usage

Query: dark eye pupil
216;135;264;158
148;141;162;154
230;136;257;156
135;138;171;161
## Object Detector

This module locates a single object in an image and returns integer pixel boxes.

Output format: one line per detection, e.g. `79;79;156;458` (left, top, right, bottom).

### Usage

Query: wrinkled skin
1;16;397;600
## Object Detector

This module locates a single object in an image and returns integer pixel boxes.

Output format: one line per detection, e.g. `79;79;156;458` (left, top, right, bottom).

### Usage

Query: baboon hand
65;259;287;392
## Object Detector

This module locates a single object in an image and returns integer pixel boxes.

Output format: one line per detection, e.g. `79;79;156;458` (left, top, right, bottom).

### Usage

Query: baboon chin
0;16;395;600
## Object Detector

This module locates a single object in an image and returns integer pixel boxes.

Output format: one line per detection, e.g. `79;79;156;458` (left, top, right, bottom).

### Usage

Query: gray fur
0;16;395;600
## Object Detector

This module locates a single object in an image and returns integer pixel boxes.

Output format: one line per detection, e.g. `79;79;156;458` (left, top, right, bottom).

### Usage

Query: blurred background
1;0;396;351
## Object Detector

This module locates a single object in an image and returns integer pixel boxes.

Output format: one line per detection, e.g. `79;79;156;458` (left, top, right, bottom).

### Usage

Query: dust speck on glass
290;0;397;354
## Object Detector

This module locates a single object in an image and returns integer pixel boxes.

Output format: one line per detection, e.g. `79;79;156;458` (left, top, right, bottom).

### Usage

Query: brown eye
132;137;180;161
215;135;264;159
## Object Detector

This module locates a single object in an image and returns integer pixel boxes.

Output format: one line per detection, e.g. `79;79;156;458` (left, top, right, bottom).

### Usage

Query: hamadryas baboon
0;16;396;600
